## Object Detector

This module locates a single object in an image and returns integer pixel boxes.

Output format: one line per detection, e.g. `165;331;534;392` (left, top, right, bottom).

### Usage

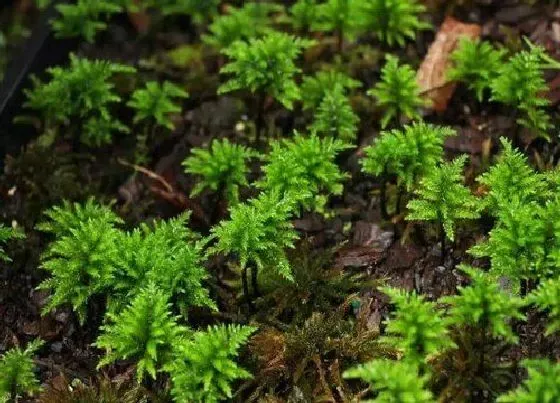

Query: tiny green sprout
37;199;123;323
361;0;430;47
182;138;256;206
361;122;454;191
491;44;553;138
289;0;319;33
309;85;360;143
258;132;350;214
166;324;257;403
368;55;426;128
300;69;361;111
96;284;187;382
202;3;283;51
469;199;546;293
381;286;453;367
529;277;560;335
343;359;435;403
361;122;455;219
209;191;298;303
476;138;547;214
407;156;481;262
314;0;365;51
0;339;43;402
448;38;506;102
497;359;560;403
51;0;123;42
0;224;24;263
127;81;189;131
442;266;525;343
24;54;135;147
219;31;314;141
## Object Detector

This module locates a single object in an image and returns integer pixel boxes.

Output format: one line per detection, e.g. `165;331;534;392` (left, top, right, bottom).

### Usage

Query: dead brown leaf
417;16;481;112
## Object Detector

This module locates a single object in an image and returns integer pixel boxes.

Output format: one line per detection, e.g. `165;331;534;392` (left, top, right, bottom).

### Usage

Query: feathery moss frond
448;38;506;102
166;324;257;403
497;360;560;402
182;138;256;205
127;81;189;131
209;191;299;280
309;85;360;143
476;138;547;214
343;359;435;403
361;0;430;47
406;155;481;242
96;284;187;381
219;32;314;109
361;122;455;191
442;266;525;342
368;55;426;128
24;54;135;146
301;69;361;111
381;287;453;366
0;339;43;402
258;132;350;214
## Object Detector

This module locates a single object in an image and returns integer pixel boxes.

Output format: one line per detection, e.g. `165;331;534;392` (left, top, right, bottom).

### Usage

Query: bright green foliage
218;32;314;110
37;199;123;323
406;156;481;242
289;0;319;32
497;359;560;403
182;138;256;205
166;324;257;403
127;81;189;131
300;70;361;111
0;224;24;262
52;0;123;42
258;132;350;214
361;122;455;191
96;284;187;382
111;213;215;313
368;55;426;128
0;339;43;402
361;0;429;47
448;38;505;102
314;0;365;45
202;3;283;50
24;54;135;147
442;266;525;342
381;287;453;365
469;199;546;282
491;45;553;137
209;191;298;281
309;85;360;142
477;138;547;214
343;359;434;403
529;277;560;335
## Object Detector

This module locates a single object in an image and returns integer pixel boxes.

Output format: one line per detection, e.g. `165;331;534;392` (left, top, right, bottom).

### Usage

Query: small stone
51;342;63;353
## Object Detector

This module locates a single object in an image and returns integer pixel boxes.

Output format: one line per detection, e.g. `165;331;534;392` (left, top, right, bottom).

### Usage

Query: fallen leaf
417;16;481;112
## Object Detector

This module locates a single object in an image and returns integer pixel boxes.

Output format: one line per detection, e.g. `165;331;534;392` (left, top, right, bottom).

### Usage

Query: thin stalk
241;265;254;311
250;261;260;298
380;172;390;220
336;26;344;53
255;91;266;146
439;220;446;266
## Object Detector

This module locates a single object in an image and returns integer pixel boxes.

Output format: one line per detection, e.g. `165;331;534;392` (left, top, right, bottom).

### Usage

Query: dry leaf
417;16;481;112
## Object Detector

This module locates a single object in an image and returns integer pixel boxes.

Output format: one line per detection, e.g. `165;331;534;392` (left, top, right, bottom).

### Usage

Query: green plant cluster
203;3;283;50
24;54;135;147
0;339;43;402
0;224;24;262
15;0;560;401
450;39;557;137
